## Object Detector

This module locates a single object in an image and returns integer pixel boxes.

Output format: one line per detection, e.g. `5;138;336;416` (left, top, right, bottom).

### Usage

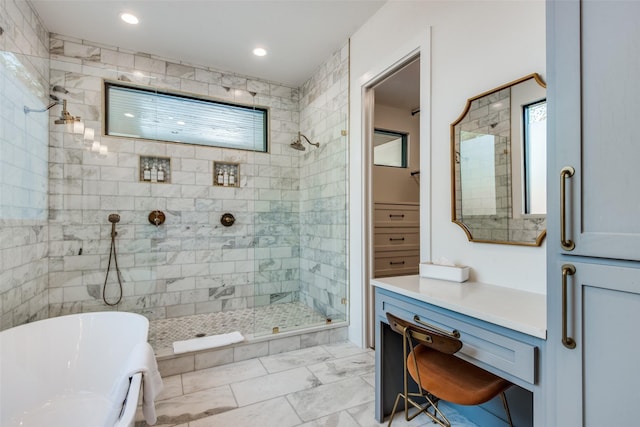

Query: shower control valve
220;213;235;227
148;210;166;227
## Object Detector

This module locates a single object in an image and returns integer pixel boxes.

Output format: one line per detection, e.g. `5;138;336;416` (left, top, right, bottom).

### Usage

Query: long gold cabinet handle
560;166;576;251
562;264;577;349
413;315;461;338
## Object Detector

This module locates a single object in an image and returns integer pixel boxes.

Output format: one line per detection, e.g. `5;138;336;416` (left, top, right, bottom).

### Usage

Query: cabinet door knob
562;264;577;349
560;166;576;251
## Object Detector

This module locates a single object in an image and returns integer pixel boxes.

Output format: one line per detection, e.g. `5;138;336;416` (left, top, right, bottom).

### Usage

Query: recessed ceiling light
124;113;135;118
176;121;185;125
120;13;139;25
253;47;267;57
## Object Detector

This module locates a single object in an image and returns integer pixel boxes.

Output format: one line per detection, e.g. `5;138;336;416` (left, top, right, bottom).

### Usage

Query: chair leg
387;391;451;427
426;396;451;427
387;392;403;426
500;392;514;427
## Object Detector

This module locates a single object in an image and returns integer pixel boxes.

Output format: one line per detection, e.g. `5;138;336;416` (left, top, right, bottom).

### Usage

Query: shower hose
103;220;124;306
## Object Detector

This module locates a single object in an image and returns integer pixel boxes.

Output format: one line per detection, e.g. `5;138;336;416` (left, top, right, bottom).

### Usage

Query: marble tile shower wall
0;0;50;330
298;43;349;321
47;34;305;320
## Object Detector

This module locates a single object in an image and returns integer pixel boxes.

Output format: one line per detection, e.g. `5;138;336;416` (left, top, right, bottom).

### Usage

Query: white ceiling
30;0;386;88
374;58;420;111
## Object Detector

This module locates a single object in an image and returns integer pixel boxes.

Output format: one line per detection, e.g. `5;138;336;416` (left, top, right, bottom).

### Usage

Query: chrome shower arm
23;100;61;114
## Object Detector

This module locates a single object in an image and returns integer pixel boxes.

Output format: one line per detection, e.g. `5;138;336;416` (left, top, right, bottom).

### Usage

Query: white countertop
372;275;546;339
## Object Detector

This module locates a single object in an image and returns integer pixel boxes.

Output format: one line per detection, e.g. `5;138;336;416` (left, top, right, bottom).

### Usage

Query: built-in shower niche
213;161;240;187
139;156;171;183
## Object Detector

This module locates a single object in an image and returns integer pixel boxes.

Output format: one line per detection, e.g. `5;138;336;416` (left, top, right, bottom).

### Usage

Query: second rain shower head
289;131;320;151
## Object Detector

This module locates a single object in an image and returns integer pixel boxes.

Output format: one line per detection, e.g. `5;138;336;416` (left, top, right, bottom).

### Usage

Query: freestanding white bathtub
0;312;149;427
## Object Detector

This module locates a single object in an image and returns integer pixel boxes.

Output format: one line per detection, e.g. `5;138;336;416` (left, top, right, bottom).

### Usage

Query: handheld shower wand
103;213;124;306
109;213;120;238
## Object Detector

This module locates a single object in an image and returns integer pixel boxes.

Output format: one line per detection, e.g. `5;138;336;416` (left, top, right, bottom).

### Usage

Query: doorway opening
364;56;421;347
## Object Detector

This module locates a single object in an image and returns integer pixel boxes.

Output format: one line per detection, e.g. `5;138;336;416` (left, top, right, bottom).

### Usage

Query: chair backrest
386;312;462;355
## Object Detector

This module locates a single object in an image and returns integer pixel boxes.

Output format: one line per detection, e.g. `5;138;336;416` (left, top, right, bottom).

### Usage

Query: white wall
348;0;546;346
373;104;420;203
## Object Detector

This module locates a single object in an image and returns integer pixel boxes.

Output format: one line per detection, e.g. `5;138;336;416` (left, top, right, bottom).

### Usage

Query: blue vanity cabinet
372;279;546;426
547;0;640;424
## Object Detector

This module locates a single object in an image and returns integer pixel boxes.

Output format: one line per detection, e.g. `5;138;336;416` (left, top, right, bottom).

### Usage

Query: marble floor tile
156;374;183;401
189;396;302;427
259;345;334;373
231;366;320;407
323;341;371;359
347;400;480;427
434;404;480;427
307;352;375;384
297;410;361;427
347;401;428;427
139;341;481;427
287;376;375;422
182;358;266;394
144;384;237;426
361;371;375;388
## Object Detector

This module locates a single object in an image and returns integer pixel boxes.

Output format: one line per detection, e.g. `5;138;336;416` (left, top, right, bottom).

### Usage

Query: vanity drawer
374;203;420;226
377;290;537;385
374;227;420;251
374;250;419;277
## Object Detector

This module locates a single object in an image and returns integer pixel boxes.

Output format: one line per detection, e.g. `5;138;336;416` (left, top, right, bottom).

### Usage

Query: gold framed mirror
451;73;546;246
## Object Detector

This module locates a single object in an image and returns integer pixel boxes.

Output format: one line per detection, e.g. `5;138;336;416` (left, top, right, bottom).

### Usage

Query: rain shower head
53;99;81;126
290;140;307;151
289;131;320;151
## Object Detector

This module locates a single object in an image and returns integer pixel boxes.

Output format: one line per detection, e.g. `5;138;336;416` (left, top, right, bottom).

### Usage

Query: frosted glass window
105;82;268;152
373;129;407;167
523;100;547;214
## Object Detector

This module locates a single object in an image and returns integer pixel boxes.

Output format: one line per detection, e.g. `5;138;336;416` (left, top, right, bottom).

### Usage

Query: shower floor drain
195;333;206;338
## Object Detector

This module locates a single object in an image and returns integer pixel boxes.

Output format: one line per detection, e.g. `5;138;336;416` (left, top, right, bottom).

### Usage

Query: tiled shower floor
148;302;332;355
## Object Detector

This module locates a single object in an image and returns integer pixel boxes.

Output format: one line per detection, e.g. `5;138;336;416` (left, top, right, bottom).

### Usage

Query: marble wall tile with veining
166;62;195;79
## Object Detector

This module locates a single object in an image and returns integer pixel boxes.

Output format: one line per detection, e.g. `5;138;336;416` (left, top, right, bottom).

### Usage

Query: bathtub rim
0;311;150;427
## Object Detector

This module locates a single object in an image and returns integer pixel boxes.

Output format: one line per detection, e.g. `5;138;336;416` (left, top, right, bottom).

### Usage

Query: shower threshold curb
154;321;349;376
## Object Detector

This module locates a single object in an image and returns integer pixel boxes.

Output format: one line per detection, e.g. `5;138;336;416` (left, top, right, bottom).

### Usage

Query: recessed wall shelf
140;156;171;183
213;161;240;187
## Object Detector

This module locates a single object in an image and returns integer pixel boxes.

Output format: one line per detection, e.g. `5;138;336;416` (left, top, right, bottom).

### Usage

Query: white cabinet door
550;260;640;426
549;0;640;261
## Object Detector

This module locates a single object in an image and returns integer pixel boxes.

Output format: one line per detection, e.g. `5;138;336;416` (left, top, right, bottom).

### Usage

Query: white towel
172;331;244;354
123;342;164;425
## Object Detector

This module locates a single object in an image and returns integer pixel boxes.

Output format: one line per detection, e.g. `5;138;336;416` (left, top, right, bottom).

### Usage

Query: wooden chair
386;312;514;427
